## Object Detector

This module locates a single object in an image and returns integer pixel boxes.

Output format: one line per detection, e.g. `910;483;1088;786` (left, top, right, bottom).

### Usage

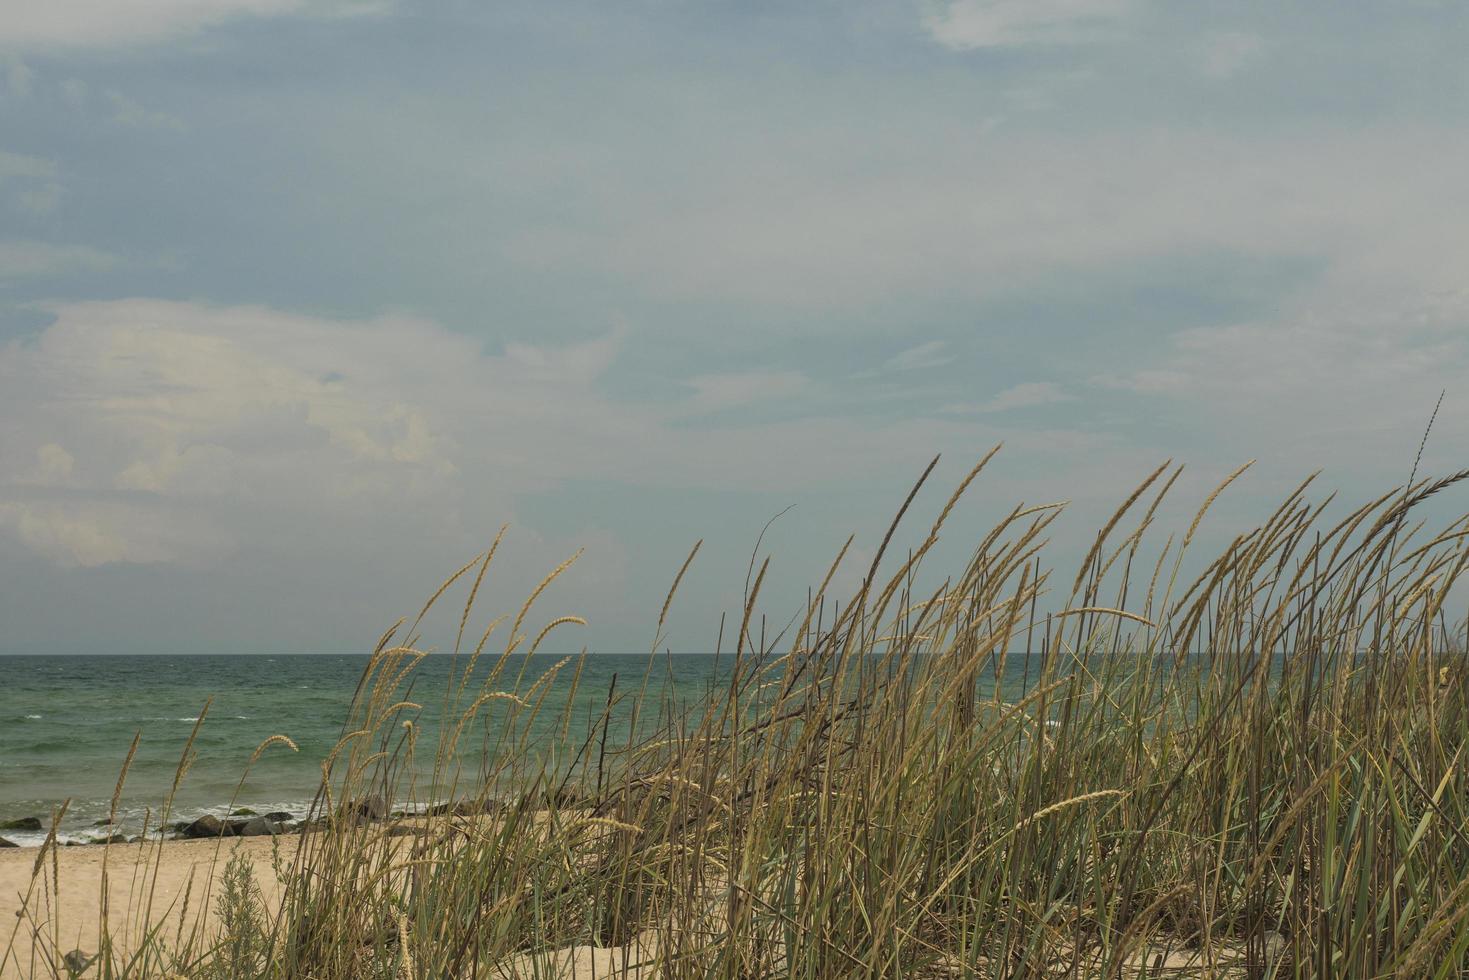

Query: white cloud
1095;291;1469;472
25;444;76;485
60;79;88;107
882;340;953;373
0;300;1038;570
105;90;185;131
681;370;808;413
922;0;1137;50
0;149;62;213
559;126;1469;316
0;0;388;49
0;150;54;182
944;381;1075;414
0;240;118;278
1199;32;1266;80
2;56;33;98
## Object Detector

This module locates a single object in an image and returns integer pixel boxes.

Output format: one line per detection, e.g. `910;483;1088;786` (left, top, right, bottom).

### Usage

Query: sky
1;0;1467;655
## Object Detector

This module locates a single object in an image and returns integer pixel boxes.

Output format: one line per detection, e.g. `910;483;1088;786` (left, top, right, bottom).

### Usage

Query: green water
0;654;727;846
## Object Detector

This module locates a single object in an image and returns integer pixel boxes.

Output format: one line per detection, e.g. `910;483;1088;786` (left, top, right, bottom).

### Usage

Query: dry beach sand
0;831;1270;979
1;836;296;980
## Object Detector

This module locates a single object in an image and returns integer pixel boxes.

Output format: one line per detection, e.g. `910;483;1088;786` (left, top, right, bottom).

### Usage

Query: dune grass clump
7;452;1469;978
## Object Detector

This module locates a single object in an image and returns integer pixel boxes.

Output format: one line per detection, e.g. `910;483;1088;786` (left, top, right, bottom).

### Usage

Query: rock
0;817;42;832
230;807;257;817
432;798;501;817
263;811;294;823
236;817;285;837
89;834;129;845
179;815;232;839
384;825;421;838
0;837;16;848
91;818;114;827
63;948;96;975
352;794;388;821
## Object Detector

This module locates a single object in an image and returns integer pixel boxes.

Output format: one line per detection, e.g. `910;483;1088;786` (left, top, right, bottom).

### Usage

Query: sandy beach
0;836;296;980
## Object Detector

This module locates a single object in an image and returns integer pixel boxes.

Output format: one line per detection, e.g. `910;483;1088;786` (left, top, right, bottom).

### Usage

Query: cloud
922;0;1137;50
105;90;185;131
681;370;809;413
944;381;1075;414
2;56;33;98
0;240;118;278
1094;290;1469;472
558;125;1469;317
1198;32;1266;80
882;340;953;373
0;150;54;182
0;0;388;50
0;149;62;213
0;300;1039;571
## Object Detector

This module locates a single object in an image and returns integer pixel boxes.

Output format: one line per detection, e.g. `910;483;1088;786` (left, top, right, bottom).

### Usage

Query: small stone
0;837;17;848
63;948;96;974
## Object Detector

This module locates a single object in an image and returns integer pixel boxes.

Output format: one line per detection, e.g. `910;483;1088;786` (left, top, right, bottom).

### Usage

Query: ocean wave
24;714;41;720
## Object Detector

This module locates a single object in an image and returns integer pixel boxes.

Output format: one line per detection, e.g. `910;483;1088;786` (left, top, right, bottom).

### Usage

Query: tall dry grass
7;452;1469;978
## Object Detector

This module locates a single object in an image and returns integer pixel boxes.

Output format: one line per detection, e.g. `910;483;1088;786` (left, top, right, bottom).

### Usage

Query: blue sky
1;0;1466;654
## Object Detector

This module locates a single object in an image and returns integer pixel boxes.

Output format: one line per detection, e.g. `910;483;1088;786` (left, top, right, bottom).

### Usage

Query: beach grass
6;453;1469;978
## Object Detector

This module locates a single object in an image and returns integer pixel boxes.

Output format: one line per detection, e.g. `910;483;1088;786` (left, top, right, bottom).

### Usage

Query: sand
0;833;1268;979
0;835;296;980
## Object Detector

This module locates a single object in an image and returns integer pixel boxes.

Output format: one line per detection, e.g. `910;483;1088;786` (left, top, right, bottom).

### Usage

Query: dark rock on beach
353;794;388;821
0;817;42;832
180;814;232;838
0;837;17;848
429;798;504;817
263;811;294;823
90;834;129;845
236;817;285;837
384;825;421;838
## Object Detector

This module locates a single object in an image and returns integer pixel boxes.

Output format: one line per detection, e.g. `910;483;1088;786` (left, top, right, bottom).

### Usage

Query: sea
0;653;732;847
